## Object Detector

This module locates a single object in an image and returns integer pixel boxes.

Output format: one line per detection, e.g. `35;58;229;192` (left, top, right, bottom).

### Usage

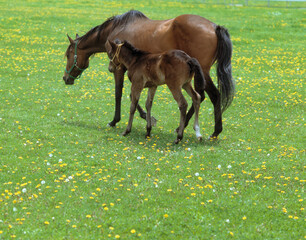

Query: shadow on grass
61;119;222;150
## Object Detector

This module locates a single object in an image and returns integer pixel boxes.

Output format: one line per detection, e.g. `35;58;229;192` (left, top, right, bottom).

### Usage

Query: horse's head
63;35;89;85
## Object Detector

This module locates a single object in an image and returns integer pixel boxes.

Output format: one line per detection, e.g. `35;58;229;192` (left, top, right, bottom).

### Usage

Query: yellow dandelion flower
131;229;136;234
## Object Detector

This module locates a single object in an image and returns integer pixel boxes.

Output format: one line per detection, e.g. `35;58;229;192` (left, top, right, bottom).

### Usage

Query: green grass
0;0;305;239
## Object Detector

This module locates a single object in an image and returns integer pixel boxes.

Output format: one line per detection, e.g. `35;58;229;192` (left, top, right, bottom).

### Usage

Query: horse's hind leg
183;83;202;141
205;73;222;139
123;83;143;136
169;87;188;144
145;86;157;138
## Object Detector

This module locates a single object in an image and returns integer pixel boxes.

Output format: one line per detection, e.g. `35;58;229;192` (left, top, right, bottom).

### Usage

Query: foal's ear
67;34;74;44
76;33;80;39
105;40;112;53
106;40;117;50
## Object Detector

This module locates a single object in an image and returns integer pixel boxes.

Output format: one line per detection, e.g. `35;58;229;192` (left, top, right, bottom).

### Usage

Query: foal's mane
78;10;148;44
122;41;149;57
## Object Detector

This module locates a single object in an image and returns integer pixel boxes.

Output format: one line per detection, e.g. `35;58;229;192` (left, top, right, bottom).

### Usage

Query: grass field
0;0;305;239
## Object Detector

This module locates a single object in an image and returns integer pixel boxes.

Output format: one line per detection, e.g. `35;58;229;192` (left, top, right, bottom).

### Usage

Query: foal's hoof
174;138;182;144
122;130;131;136
197;136;203;142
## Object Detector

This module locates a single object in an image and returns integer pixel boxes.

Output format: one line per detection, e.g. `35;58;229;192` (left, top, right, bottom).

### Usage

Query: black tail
188;58;206;95
215;25;235;112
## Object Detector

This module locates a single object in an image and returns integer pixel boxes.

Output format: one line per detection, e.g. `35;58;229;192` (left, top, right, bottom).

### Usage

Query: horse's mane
78;10;147;44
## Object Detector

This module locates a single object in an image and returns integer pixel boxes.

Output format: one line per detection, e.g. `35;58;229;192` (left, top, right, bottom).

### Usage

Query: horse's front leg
108;68;126;127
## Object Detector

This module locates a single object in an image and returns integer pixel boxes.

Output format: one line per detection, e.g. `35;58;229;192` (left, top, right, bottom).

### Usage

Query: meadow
0;0;305;239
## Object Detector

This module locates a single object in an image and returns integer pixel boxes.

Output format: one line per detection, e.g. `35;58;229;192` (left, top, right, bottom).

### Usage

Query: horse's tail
187;58;206;96
215;25;235;112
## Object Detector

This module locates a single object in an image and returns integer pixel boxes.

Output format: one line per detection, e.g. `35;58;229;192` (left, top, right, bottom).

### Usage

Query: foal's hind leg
169;87;188;144
145;86;157;138
183;83;202;141
123;83;143;136
185;89;205;129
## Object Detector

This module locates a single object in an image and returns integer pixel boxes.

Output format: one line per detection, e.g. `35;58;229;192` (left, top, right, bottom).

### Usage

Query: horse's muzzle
63;76;74;85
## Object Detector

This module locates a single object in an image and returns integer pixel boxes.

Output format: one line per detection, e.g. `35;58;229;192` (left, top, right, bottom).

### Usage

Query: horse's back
171;14;217;71
115;14;218;72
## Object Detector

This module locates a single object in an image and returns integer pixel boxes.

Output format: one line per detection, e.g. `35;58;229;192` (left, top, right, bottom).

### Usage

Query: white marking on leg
194;125;202;140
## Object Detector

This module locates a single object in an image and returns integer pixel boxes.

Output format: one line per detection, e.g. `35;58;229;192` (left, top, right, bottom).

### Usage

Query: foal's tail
187;58;206;96
215;25;235;112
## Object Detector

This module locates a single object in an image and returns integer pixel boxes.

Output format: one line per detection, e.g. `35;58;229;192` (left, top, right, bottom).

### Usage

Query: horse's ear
76;33;79;39
67;34;74;44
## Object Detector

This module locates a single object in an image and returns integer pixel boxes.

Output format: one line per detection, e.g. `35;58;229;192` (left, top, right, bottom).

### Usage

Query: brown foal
106;39;206;144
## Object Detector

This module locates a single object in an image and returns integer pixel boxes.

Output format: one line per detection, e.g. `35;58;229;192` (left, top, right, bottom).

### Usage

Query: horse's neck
80;28;110;55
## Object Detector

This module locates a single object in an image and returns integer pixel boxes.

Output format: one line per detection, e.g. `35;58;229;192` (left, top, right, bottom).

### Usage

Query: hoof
208;135;218;141
197;136;203;142
122;130;131;136
174;137;182;144
108;121;117;127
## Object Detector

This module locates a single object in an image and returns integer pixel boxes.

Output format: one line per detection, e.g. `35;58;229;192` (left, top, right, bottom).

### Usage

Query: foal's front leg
123;83;143;136
145;86;157;138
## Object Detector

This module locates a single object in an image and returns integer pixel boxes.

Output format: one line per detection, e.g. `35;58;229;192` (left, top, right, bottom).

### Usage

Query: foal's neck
119;47;145;69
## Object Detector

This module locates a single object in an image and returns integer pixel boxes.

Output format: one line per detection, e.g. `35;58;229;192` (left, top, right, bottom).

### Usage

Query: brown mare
106;39;205;143
63;10;235;139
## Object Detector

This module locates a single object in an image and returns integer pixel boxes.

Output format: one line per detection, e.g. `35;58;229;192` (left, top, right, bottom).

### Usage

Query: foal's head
63;35;89;85
105;39;124;72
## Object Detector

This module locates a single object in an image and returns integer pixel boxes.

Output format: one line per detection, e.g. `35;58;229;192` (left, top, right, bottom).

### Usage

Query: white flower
22;188;27;193
49;154;53;157
137;156;141;160
41;180;45;185
227;165;232;169
217;165;221;169
13;207;17;212
195;172;199;177
226;219;230;223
